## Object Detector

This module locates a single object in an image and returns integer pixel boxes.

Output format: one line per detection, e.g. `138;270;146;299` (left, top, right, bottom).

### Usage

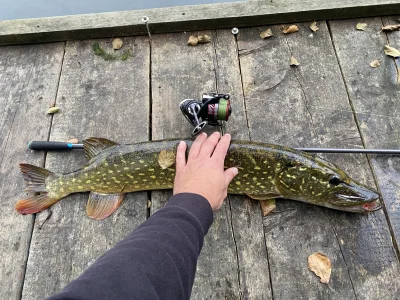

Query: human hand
173;132;238;211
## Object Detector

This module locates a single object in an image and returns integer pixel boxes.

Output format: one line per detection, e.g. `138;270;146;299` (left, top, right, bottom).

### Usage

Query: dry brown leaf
47;107;59;114
260;199;276;216
188;35;198;46
356;23;368;31
283;25;299;34
384;45;400;57
382;24;400;31
260;28;273;39
370;60;381;68
310;21;319;32
158;149;176;169
112;38;123;50
147;200;152;208
67;138;79;144
308;252;332;284
290;56;300;66
198;35;211;44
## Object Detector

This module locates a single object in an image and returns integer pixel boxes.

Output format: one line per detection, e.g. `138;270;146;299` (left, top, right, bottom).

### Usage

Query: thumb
224;167;238;186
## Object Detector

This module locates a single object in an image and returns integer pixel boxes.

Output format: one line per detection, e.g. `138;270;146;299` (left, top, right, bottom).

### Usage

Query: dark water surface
1;0;243;21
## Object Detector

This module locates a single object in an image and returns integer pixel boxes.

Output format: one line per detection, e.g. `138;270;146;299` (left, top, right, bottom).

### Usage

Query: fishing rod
29;92;400;155
27;141;400;154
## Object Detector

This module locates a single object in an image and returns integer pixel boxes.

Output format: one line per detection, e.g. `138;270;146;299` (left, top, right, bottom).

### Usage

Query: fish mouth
336;199;382;213
334;192;381;212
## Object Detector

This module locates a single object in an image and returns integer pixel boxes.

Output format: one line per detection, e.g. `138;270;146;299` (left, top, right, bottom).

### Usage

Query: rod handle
28;141;83;151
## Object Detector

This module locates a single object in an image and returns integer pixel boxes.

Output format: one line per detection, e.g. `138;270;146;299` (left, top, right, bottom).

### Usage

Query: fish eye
329;176;341;186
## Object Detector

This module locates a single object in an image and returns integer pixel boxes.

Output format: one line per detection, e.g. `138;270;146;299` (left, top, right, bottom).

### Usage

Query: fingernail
232;167;238;176
201;132;207;136
179;141;185;146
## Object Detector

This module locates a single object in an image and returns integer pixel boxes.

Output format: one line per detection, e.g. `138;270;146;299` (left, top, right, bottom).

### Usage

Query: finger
198;131;221;158
188;132;207;160
211;133;231;163
175;141;187;171
224;167;239;186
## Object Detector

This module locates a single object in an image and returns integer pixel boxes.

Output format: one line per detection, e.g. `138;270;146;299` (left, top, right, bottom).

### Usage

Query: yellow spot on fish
60;188;64;192
84;173;88;177
311;176;317;180
139;160;145;164
263;171;268;174
312;191;315;195
127;174;134;179
121;160;127;164
104;162;109;166
130;162;135;165
90;186;95;189
135;167;141;170
299;167;307;171
78;186;83;189
243;174;249;178
245;188;250;191
114;164;118;167
290;188;297;192
252;177;258;182
77;180;82;183
124;167;129;170
256;183;261;186
150;175;156;179
139;173;145;176
260;185;266;189
133;181;138;184
59;181;63;185
254;166;261;170
86;180;91;184
142;179;148;182
235;181;241;185
72;178;76;182
287;175;296;179
108;170;114;174
148;168;154;172
317;193;322;196
246;182;250;185
96;171;101;174
96;178;100;181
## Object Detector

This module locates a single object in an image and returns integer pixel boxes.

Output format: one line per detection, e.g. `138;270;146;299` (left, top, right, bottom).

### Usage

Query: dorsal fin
83;137;119;159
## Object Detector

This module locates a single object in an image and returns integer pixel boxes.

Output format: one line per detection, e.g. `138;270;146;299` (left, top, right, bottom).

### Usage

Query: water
1;0;243;21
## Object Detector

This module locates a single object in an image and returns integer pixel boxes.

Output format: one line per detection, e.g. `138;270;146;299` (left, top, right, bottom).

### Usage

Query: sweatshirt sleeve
47;193;213;300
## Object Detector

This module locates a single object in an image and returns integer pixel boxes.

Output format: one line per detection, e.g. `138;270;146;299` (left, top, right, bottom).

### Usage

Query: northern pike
16;138;381;219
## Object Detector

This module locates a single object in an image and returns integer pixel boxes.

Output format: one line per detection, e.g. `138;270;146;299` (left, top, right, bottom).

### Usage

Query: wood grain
0;42;64;300
21;37;150;299
1;0;400;45
329;17;400;298
238;21;400;298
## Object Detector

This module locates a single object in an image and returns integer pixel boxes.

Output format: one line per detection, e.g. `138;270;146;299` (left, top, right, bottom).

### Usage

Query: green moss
92;42;132;61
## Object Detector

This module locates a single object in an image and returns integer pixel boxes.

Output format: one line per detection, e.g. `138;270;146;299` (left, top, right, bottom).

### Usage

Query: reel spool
179;93;232;136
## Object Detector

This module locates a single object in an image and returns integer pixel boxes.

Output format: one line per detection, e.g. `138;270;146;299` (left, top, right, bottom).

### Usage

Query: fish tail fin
16;163;60;214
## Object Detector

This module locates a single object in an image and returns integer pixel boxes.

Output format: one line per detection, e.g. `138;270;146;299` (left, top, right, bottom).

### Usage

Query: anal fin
86;192;125;220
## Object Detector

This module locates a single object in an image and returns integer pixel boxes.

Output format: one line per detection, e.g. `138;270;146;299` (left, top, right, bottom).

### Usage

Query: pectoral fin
86;192;125;220
84;138;119;159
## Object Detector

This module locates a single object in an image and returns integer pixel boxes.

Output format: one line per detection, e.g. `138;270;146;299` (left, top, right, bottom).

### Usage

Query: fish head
275;156;381;213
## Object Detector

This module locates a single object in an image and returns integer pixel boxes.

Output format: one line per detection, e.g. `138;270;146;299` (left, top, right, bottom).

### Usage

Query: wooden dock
1;1;400;299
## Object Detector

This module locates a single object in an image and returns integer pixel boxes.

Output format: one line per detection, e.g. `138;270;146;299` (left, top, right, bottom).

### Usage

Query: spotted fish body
16;138;381;219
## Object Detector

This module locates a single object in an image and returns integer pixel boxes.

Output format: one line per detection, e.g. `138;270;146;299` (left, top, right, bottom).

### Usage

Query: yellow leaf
283;25;299;34
47;107;59;114
260;28;273;39
260;199;276;216
381;24;400;31
67;138;79;144
370;60;381;68
158;149;176;169
356;23;368;31
308;252;332;284
187;35;198;46
198;35;211;44
112;38;123;50
290;56;300;66
384;45;400;57
310;21;319;32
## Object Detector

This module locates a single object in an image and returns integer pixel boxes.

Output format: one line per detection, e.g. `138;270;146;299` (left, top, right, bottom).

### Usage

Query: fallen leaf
67;138;79;144
370;60;381;68
308;252;332;284
384;45;400;57
290;56;300;66
112;38;123;50
260;28;273;39
188;35;198;46
198;35;211;44
310;21;319;32
356;23;368;31
283;25;299;34
47;107;59;114
158;149;176;169
260;199;276;216
147;200;152;208
382;24;400;31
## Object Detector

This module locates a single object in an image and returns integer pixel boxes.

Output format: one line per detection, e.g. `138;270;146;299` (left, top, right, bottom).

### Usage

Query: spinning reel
179;93;232;136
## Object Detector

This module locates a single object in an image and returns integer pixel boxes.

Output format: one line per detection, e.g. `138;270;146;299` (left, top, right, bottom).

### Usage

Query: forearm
47;193;213;300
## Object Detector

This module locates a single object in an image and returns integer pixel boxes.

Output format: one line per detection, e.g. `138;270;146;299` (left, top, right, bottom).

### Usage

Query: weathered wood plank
213;29;272;299
1;0;400;46
151;31;240;299
21;37;150;299
0;42;64;300
329;17;400;297
238;21;400;299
